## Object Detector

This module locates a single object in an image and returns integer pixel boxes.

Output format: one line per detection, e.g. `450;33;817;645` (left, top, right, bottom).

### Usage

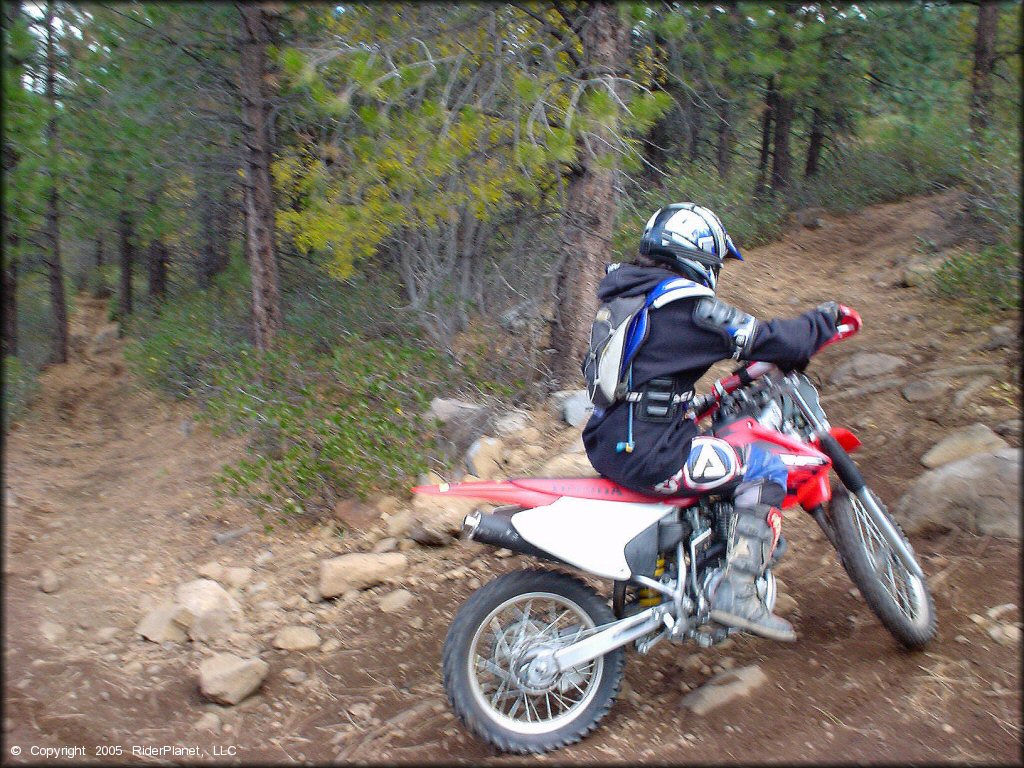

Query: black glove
816;301;841;324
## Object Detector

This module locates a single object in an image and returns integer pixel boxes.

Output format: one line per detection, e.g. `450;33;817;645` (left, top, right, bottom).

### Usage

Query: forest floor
3;190;1021;765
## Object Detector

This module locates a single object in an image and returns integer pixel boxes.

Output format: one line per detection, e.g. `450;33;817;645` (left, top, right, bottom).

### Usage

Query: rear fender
411;480;558;509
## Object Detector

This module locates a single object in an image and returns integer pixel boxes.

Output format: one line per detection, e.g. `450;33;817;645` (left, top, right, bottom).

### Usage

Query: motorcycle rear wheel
442;568;625;754
830;487;936;649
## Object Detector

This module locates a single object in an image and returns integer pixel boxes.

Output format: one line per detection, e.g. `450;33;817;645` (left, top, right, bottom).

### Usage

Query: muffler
463;510;559;563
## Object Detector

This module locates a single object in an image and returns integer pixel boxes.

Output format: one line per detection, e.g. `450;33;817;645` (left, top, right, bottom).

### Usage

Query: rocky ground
3;191;1021;764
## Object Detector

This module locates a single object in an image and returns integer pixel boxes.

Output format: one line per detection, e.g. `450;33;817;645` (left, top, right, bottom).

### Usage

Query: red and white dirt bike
412;307;936;754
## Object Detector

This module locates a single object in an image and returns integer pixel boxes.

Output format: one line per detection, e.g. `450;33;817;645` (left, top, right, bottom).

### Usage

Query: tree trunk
687;106;702;163
118;187;134;324
43;0;67;365
148;241;168;303
754;78;775;199
551;2;628;389
197;166;230;288
770;94;794;195
2;249;16;359
716;101;732;178
805;107;825;178
969;2;1000;140
237;3;283;351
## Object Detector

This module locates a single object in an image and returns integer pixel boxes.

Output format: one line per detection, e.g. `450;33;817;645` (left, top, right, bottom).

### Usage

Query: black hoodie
582;264;837;491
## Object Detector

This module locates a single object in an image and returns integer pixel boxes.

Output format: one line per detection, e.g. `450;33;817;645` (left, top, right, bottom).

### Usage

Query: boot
709;505;796;642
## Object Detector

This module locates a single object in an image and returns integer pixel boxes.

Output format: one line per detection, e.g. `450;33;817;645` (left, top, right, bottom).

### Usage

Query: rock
408;524;450;546
174;579;242;642
829;353;906;385
979;323;1017;351
901;380;949;403
410;616;424;630
213;527;252;545
994;419;1022;438
561;391;594;427
197;561;224;581
136;602;188;644
895;448;1020;537
254;550;274;567
986;603;1017;621
678;665;768;716
539;452;598;478
773;593;798;615
371;537;398;553
465;437;507;480
332;499;379;532
321;638;341;654
428;398;493;457
379;589;414;614
195;712;221;733
397;539;417;552
95;627;119;644
282;668;308;684
223;567;253;589
319;553;408;599
499;299;541;334
40;621;65;643
273;626;321;651
952;375;994;409
198;653;269;706
795;207;826;229
386;510;415;538
122;661;143;675
411;491;479;538
493;410;531;437
39;569;61;593
920;424;1008;469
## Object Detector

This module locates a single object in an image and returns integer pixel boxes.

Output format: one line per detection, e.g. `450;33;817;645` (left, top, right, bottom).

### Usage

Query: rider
582;203;845;642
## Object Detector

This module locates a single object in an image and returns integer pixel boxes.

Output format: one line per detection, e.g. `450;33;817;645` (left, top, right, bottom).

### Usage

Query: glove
816;301;841;324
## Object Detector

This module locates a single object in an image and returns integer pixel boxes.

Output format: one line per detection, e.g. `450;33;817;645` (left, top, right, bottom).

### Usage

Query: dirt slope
3;191;1021;764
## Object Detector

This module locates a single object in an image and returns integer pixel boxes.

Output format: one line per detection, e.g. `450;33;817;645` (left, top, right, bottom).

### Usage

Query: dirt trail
3;192;1021;764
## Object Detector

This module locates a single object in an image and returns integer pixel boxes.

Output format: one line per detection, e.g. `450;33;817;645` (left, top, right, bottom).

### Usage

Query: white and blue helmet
638;203;743;291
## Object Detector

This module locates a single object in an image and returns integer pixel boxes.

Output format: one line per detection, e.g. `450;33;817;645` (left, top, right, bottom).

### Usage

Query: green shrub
205;332;449;520
3;355;39;431
933;243;1021;312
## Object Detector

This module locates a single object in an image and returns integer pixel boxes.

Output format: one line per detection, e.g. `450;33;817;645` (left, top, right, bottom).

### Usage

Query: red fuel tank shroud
410;478;698;509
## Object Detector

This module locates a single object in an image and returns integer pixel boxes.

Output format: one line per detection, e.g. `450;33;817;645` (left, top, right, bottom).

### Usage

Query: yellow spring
638;555;666;606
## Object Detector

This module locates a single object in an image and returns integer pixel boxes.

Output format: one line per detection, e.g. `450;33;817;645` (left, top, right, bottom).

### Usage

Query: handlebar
692;305;862;421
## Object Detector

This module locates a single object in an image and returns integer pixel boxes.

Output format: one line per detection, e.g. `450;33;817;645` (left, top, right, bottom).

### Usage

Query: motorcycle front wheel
830;487;936;649
442;568;625;754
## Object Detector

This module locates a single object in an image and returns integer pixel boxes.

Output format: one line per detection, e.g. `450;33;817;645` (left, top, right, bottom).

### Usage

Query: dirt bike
412;307;936;754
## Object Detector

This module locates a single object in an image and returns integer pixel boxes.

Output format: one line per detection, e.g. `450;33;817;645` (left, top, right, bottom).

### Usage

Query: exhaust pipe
463;510;560;563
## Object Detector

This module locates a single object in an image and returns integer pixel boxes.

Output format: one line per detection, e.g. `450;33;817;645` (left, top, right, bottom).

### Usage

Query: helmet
638;203;743;291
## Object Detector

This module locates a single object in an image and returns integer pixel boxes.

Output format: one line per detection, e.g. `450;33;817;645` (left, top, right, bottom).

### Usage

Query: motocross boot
709;505;796;642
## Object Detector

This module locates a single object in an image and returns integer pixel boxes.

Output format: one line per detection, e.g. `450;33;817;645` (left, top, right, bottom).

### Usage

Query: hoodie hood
597;264;692;302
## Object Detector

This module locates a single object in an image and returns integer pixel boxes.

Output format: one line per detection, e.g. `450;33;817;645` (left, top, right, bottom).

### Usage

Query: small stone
95;627;119;644
304;586;322;604
319;553;408;598
986;603;1017;621
699;664;712;676
371;537;398;554
174;579;242;642
213;527;252;545
272;626;321;651
994;419;1022;438
941;723;955;734
122;661;143;675
901;380;949;403
223;567;253;589
954;634;969;644
40;621;65;643
196;712;221;732
679;665;768;716
321;638;341;654
282;668;308;684
254;550;274;567
197;561;225;581
38;569;61;594
409;616;424;630
379;589;414;614
494;548;514;558
198;653;269;706
398;539;416;552
774;593;798;615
